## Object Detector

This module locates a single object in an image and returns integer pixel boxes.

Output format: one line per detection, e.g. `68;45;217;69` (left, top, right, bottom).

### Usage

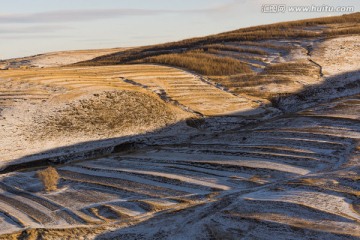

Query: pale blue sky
0;0;358;59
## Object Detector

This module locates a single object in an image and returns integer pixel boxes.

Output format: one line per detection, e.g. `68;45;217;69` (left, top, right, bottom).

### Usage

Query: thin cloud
0;9;162;23
0;4;236;24
0;34;74;40
0;25;72;34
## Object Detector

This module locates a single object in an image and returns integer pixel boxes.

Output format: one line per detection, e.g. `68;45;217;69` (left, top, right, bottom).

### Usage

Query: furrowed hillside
0;13;360;239
77;13;360;100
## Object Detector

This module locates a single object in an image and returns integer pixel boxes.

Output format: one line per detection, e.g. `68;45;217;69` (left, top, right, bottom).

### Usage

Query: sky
0;0;359;59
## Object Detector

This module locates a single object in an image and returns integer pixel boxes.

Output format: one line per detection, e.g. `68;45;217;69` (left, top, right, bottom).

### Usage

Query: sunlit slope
78;13;360;100
0;48;128;69
0;13;359;240
0;64;261;164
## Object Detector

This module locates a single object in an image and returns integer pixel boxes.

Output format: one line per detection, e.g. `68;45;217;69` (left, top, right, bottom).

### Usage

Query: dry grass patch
231;75;292;88
34;90;178;139
235;41;292;51
37;167;60;192
290;178;339;187
212;74;293;99
355;145;360;151
325;25;360;36
198;44;268;55
264;62;318;76
141;51;252;76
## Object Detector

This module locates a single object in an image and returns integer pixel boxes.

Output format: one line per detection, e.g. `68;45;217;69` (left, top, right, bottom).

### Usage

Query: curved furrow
82;158;256;188
158;146;326;164
75;163;230;191
224;213;360;238
241;190;360;221
0;191;52;225
0;182;84;224
58;168;192;197
0;211;25;233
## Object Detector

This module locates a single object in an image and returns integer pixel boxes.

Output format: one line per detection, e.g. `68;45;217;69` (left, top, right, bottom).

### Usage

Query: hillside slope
0;48;128;69
78;13;360;100
0;14;359;239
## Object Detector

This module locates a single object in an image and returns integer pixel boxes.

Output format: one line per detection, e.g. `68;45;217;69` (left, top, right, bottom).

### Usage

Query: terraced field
0;64;264;166
0;92;359;239
0;14;360;239
207;39;325;98
0;65;259;116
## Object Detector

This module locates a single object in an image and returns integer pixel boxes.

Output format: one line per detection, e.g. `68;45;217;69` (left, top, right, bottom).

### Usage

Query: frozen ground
0;35;359;239
0;48;128;68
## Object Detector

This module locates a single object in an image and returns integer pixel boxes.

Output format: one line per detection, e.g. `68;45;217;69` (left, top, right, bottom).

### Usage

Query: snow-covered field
0;48;128;68
0;35;359;239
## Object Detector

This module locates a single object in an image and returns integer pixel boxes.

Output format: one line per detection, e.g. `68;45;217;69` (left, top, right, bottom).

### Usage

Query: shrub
37;167;60;192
